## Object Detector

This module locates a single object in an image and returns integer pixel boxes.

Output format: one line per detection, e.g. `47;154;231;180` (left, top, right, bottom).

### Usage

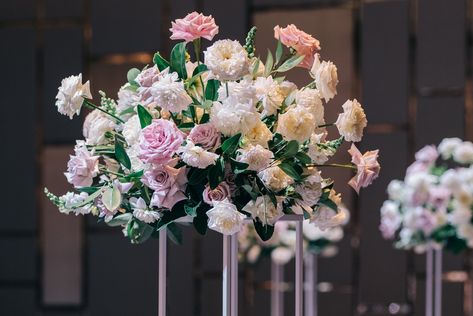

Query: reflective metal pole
434;248;442;316
271;261;284;316
426;247;433;316
231;233;238;316
158;229;167;316
295;220;304;316
223;235;232;316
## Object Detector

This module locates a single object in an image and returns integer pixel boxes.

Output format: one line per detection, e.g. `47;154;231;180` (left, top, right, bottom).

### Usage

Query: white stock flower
83;109;116;145
55;74;92;119
438;137;462;160
276;106;316;142
310;54;338;102
254;76;285;116
335;99;367;142
243;195;284;225
130;197;160;223
453;141;473;164
210;96;259;136
271;247;294;265
149;70;192;113
116;83;139;117
59;192;91;215
258;166;294;192
178;141;219;169
207;199;246;235
244;121;273;148
204;39;250;81
122;115;141;146
237;144;273;171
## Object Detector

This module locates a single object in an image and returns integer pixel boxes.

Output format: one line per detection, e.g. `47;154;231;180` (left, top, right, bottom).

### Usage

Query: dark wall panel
0;237;37;282
45;0;83;19
362;0;409;124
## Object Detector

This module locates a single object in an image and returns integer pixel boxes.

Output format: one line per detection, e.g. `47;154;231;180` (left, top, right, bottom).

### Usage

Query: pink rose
348;144;380;193
136;66;161;105
274;24;321;69
139;119;185;165
170;12;219;42
142;162;187;209
407;145;439;175
64;141;99;188
188;123;221;150
203;182;231;205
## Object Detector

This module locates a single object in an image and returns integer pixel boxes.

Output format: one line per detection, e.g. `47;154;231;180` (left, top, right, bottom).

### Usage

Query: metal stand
271;261;284;316
425;246;442;316
434;249;442;316
304;253;317;316
295;220;304;316
158;229;167;316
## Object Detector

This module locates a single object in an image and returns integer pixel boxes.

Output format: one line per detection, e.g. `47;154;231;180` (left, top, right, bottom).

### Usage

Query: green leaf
184;201;201;217
251;58;261;77
241;184;258;200
153;52;170;71
167;222;183;245
278;162;302;180
114;135;131;170
170;42;188;79
137;104;153;128
276;54;305;72
205;79;220;101
254;220;275;241
208;158;225;189
178;122;195;129
200;113;210;124
318;198;338;211
221;133;241;155
193;211;208;235
188;167;208;185
69;186;105;208
295;152;312;165
283;90;297;107
275;39;283;65
102;186;122;211
76;186;101;194
230;158;249;174
156;200;187;230
264;49;273;77
187;64;208;87
107;213;132;227
128;220;154;244
123;170;144;181
127;68;141;85
280;140;299;159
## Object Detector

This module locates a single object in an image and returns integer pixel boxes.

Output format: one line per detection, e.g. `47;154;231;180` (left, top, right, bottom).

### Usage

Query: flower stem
193;39;201;65
225;82;229;97
83;99;125;123
309;163;357;170
317;123;335;128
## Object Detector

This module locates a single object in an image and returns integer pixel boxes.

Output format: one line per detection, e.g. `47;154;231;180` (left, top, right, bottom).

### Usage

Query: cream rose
310;54;338;102
276;106;316;142
206;199;246;235
335;99;367;142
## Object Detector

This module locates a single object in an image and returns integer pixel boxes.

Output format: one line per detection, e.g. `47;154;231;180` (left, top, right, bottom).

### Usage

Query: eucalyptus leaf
170;42;187;79
167;223;183;245
107;213;132;227
264;49;273;77
275;39;283;65
127;68;141;85
137;104;153;128
276;54;305;72
102;186;122;212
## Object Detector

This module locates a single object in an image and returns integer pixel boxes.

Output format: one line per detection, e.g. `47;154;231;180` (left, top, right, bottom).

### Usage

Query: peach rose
274;24;321;69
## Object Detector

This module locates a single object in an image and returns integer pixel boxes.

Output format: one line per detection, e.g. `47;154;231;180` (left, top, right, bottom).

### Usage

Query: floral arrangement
45;12;380;244
380;138;473;253
239;206;349;266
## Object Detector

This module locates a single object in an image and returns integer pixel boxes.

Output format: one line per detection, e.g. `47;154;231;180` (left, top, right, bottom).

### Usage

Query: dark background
0;0;472;315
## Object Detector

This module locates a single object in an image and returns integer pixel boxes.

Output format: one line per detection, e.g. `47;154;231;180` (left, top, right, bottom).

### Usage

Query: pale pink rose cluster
274;24;321;69
170;12;219;42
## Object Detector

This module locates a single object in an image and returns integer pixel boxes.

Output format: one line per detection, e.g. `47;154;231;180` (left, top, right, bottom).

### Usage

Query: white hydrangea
237;144;274;171
379;201;402;238
59;192;91;215
122;115;141;146
178;141;219;169
210;96;259;137
242;195;284;225
453;141;473;164
438;137;462;160
149;70;192;113
310;54;338;102
130;197;160;223
335;99;367;142
258;166;294;192
253;76;285;116
310;206;347;230
276;106;316;142
83;109;116;145
303;220;343;241
55;74;92;119
204;40;250;81
207;199;246;235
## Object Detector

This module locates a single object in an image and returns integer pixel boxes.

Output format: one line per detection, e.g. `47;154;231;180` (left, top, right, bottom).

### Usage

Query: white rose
438;137;462;160
204;39;250;81
307;133;334;165
178;141;219;169
276;106;316;142
206;199;246;235
440;169;460;191
149;69;192;113
253;76;285;116
243;195;284;225
237;144;274;171
55;73;92;119
294;169;323;211
258;166;294;192
122;115;141;146
310;54;338;102
130;197;160;223
83;109;116;145
453;141;473;164
217;78;256;104
295;88;325;129
271;247;294;265
210;96;259;137
244;121;273;148
335;99;367;142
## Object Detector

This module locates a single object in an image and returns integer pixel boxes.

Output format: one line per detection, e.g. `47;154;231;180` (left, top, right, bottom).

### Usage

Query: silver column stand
304;253;317;316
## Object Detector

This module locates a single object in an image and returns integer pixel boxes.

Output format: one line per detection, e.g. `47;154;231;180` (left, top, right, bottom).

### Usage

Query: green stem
83;99;125;123
225;82;229;98
317;123;335;128
99;167;125;177
193;39;201;65
309;163;357;170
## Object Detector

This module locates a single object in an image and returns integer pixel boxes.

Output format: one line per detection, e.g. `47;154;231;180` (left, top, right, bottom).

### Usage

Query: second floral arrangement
45;12;380;243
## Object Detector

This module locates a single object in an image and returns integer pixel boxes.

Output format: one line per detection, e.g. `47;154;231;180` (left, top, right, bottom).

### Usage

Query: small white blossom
130;197;160;223
55;74;92;119
59;192;91;215
178;141;219;169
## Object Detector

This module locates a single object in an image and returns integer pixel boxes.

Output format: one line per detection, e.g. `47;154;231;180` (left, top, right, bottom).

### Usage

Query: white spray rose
276;106;316;142
307;133;334;164
83;109;116;145
217;78;256;104
206;199;246;235
243;195;284;225
258;166;294;192
210;96;259;137
178;141;219;169
253;76;285;116
130;197;160;223
294;169;323;211
310;54;338;102
295;88;324;127
55;74;92;119
149;69;192;113
204;39;250;81
237;144;274;172
335;99;367;142
244;121;273;148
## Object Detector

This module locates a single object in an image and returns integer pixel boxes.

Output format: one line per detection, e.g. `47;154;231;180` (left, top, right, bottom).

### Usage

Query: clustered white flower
380;138;473;253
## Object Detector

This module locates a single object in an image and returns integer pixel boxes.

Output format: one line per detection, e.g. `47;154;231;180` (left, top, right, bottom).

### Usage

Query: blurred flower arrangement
45;12;380;244
239;206;349;266
380;138;473;253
